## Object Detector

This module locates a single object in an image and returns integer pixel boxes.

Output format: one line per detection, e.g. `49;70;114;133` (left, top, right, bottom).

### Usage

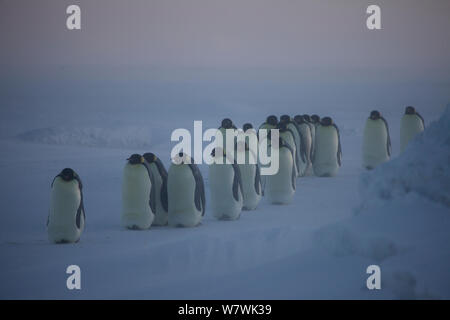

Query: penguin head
127;154;144;165
243;123;253;132
293;115;304;124
173;152;192;165
311;114;320;123
143;152;157;163
369;110;381;120
302;114;311;122
280;115;291;123
405;106;416;115
221;118;233;129
60;168;75;181
276;122;288;132
266;115;278;126
320;117;333;126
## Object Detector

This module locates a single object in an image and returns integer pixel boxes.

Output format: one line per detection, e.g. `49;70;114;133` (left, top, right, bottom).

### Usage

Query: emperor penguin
259;115;278;132
218;118;238;153
265;137;296;204
313;117;342;177
310;114;321;126
122;154;156;230
47;168;85;243
143;152;168;226
209;148;244;220
362;110;391;170
400;106;425;152
294;115;312;176
168;152;205;227
235;140;262;210
280;115;304;178
277;121;299;177
242;122;259;148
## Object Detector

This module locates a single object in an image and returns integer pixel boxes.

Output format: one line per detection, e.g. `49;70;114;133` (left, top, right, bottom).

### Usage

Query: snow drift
17;126;154;150
359;105;450;207
314;105;450;299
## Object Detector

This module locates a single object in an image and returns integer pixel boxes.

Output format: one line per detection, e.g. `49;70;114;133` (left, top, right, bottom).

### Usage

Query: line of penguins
47;106;424;243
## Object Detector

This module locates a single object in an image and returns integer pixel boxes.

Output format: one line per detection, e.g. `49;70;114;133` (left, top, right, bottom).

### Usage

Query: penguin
310;114;321;126
242;122;259;150
400;106;425;152
277;121;299;177
235;140;262;210
280;115;304;178
218;118;238;153
243;122;254;133
47;168;85;244
313;117;342;177
258;115;279;192
259;115;278;132
168;152;205;227
122;154;156;230
362;110;391;170
294;115;312;176
265;137;296;204
143;152;168;226
209;148;244;220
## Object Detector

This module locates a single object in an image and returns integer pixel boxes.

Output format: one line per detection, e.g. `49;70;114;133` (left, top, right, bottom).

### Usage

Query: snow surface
0;69;449;299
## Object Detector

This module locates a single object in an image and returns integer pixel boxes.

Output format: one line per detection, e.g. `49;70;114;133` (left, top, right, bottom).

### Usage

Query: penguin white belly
168;165;202;227
400;115;424;152
121;164;154;230
209;164;243;220
362;120;390;169
239;163;261;210
266;148;295;204
149;167;168;226
48;178;83;243
313;126;339;177
298;124;312;176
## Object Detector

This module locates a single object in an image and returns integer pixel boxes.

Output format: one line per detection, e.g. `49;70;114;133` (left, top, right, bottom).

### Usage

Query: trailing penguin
47;168;85;244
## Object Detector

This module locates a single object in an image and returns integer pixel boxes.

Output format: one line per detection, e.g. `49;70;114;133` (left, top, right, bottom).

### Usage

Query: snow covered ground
0;68;448;299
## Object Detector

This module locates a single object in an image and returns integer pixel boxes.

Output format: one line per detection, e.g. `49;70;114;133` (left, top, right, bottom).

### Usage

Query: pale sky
1;0;449;70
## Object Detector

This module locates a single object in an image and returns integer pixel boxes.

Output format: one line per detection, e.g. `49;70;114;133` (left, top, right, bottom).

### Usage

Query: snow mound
360;105;450;207
16;126;153;149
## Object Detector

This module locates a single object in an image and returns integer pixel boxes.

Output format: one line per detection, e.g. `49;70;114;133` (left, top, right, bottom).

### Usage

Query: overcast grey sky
1;0;449;70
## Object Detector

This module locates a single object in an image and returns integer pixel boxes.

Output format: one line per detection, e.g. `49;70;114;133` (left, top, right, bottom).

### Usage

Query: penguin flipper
160;178;168;212
75;175;85;229
231;163;243;202
254;164;261;195
416;112;425;128
333;124;342;166
143;163;157;214
380;117;391;157
188;164;206;216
